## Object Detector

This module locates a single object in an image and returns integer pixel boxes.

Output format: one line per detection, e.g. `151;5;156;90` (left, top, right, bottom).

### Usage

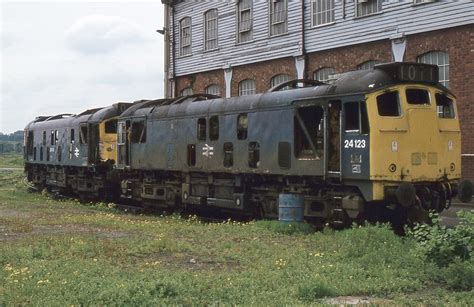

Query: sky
0;0;165;133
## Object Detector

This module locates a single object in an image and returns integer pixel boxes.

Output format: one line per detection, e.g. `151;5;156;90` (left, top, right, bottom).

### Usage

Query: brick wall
175;69;224;96
306;39;393;77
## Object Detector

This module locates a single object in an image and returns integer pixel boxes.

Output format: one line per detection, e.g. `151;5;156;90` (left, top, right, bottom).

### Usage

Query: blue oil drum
278;194;304;223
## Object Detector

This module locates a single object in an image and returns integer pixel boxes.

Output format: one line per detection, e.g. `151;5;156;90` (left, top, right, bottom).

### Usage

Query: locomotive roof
25;102;132;130
120;62;451;120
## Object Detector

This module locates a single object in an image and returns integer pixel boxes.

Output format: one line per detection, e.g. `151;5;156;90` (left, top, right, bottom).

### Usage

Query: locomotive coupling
457;180;473;203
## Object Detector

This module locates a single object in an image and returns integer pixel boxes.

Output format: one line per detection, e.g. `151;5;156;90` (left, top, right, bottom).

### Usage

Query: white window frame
205;84;221;96
204;9;218;51
269;0;288;36
314;67;336;83
237;0;253;43
270;74;290;89
238;79;256;96
179;17;192;56
355;0;382;18
357;60;381;70
181;87;193;96
311;0;335;27
417;51;450;88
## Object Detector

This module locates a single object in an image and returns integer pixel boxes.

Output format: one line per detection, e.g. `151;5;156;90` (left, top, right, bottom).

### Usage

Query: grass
0;158;473;304
0;153;24;168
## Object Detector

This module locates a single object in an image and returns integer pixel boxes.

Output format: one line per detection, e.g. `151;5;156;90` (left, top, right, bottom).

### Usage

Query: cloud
65;15;149;54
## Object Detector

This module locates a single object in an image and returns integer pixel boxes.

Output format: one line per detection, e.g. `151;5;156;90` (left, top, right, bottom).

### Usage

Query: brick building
161;0;474;179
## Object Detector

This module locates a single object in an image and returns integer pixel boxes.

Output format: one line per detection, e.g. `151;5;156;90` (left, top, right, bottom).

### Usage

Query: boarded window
377;91;401;116
209;116;219;141
248;142;260;168
131;121;146;144
80;125;88;145
406;89;430;105
436;93;455;118
278;142;291;169
237;114;248;140
187;144;196;166
105;120;117;134
197;118;206;141
224;142;233;168
294;106;324;159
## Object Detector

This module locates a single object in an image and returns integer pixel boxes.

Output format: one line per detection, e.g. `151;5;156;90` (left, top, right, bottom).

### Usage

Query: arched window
238;79;256;96
270;74;290;88
417;51;449;88
206;84;220;96
181;87;193;96
204;9;218;51
180;17;192;56
314;67;336;83
357;60;381;70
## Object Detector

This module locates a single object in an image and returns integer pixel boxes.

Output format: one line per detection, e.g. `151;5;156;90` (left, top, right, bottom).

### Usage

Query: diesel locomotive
23;62;473;226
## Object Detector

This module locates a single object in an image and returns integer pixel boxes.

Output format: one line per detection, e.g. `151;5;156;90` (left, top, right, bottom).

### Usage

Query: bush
439;257;474;291
408;210;473;268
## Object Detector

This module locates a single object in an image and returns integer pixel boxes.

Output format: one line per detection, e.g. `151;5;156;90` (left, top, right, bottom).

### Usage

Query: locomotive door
340;97;370;180
117;120;131;169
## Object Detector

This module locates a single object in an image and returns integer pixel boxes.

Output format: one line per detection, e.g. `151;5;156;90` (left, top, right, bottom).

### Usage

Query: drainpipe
163;4;170;98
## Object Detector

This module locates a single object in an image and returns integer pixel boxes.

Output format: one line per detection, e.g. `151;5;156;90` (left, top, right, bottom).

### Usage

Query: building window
311;0;335;26
205;84;220;96
314;67;336;83
417;51;449;88
270;74;290;88
270;0;287;36
355;0;382;17
357;60;381;70
204;9;218;51
181;87;193;96
237;0;253;43
179;17;192;56
238;79;256;96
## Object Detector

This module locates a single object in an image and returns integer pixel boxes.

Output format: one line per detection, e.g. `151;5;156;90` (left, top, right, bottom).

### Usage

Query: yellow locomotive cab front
367;84;464;206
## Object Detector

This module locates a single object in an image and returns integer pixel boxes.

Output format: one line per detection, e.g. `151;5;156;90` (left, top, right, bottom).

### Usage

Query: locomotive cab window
131;121;146;144
406;89;430;105
209;116;219;141
80;125;88;145
294;106;324;160
105;120;118;134
344;101;369;134
70;129;75;143
436;93;455;119
237;114;248;140
377;91;401;116
197;118;206;141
